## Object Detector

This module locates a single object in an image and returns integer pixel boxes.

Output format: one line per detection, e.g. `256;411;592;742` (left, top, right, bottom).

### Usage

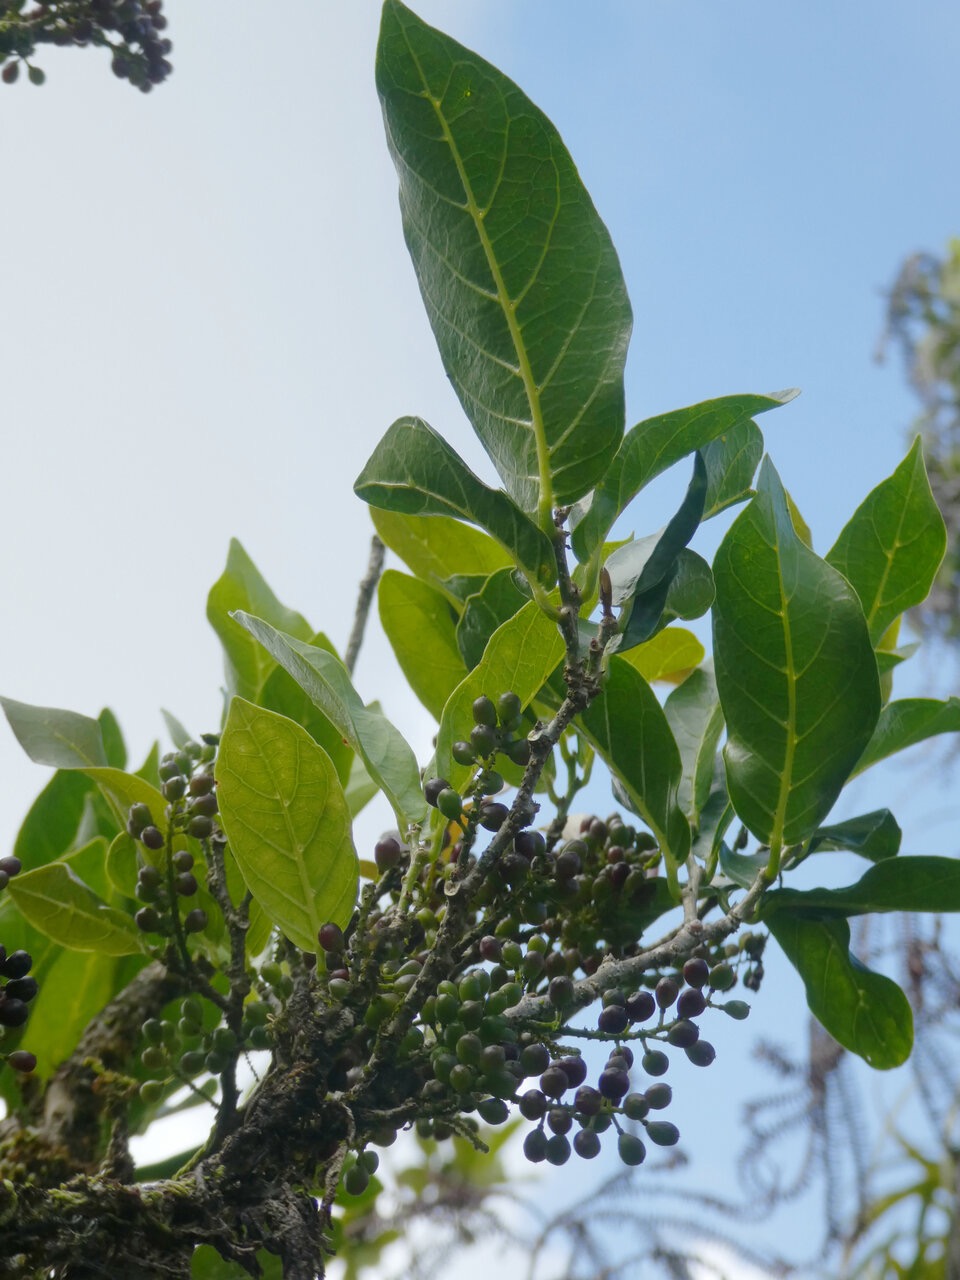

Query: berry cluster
424;691;531;829
0;0;172;91
127;738;221;940
136;990;273;1105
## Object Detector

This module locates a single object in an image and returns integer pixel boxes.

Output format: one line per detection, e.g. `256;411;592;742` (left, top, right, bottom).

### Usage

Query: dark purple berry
557;1056;588;1088
514;829;545;859
544;1134;571;1166
598;1005;629;1035
479;802;509;832
0;999;29;1028
141;825;164;851
6;1050;37;1073
520;1043;550;1077
174;871;198;897
186;815;213;840
189;792;219;818
523;1129;548;1163
126;802;153;836
5;977;38;1003
677;988;706;1019
1;951;32;980
423;777;450;808
540;1066;570;1099
318;922;344;952
682;957;710;988
685;1040;717;1067
573;1129;601;1159
479;936;501;962
548;976;574;1008
574;1085;603;1116
0;856;22;877
518;1089;548;1120
184;908;208;933
666;1020;699;1048
626;990;656;1022
135;907;161;933
374;836;402;871
598;1068;630;1100
655;977;679;1009
547;1107;572;1135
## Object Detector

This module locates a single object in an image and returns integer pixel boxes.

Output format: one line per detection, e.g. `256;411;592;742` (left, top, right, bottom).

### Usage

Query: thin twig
345;534;386;674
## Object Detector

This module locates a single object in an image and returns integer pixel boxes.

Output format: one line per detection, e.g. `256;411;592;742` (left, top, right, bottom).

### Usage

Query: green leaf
230;614;427;830
8;853;145;955
701;418;764;519
207;539;312;702
578;656;690;877
344;756;379;819
370;507;511;590
161;709;192;750
105;831;140;899
260;634;354;787
13;769;94;868
79;768;168;846
435;601;565;790
615;626;705;685
712;458;881;851
456;568;528;669
378;571;468;720
377;0;632;515
191;1245;284;1280
826;438;947;644
719;843;768;890
1;696;108;768
764;855;960;916
808;810;902;861
216;700;359;950
664;668;724;827
852;696;960;776
355;417;556;586
98;708;127;770
766;910;912;1068
570;392;796;562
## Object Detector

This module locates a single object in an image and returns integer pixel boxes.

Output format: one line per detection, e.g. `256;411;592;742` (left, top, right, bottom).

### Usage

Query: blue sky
2;2;959;1273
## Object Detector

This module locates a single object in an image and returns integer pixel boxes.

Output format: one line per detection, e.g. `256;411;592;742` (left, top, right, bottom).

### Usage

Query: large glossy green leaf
851;696;960;776
207;539;312;703
712;458;880;852
766;910;912;1068
764;855;960;916
664;668;724;828
356;417;556;586
231;613;427;830
570;392;795;562
371;507;511;591
98;708;127;770
216;700;359;950
578;657;690;878
807;810;901;861
701;418;763;519
456;568;528;669
826;438;947;644
435;601;565;790
8;851;144;955
377;0;631;515
378;570;468;720
1;696;108;768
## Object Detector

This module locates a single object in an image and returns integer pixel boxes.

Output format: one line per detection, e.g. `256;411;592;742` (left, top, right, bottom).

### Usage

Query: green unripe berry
436;788;464;821
451;740;476;766
477;1096;510;1125
645;1120;680;1147
708;963;736;991
139;1080;164;1105
496;691;522;725
473;695;498;727
359;1150;380;1174
469;724;498;757
261;962;284;987
343;1164;369;1196
618;1133;646;1166
141;1046;165;1072
719;999;751;1020
142;1018;165;1046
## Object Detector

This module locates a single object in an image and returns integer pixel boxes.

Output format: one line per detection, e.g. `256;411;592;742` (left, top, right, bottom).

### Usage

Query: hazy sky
2;2;959;1273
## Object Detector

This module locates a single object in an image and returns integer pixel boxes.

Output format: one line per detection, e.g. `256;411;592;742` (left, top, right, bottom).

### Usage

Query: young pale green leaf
713;458;881;852
377;0;631;516
13;769;94;867
1;696;108;768
718;843;768;890
807;810;901;861
231;613;427;829
436;601;565;789
456;568;529;670
766;911;912;1069
826;438;947;645
207;539;313;702
851;696;960;777
371;507;511;591
378;570;468;721
355;417;556;586
578;657;690;879
8;857;145;955
570;392;795;562
701;419;763;519
616;627;705;685
216;699;359;950
105;831;140;899
664;668;724;827
764;855;960;916
161;709;192;751
260;634;354;787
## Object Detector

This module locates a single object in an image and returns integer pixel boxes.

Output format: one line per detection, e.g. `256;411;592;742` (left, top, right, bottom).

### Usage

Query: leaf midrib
401;31;555;528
